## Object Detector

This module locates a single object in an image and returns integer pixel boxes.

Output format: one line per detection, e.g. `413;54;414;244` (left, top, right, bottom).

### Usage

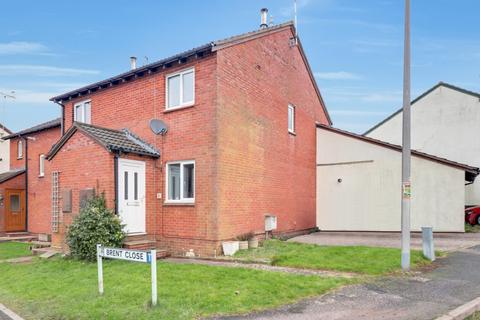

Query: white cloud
0;65;100;77
316;18;397;33
315;71;362;80
0;41;50;55
330;109;389;116
361;92;401;102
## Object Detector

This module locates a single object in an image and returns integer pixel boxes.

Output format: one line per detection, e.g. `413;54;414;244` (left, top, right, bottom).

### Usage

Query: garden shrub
66;194;125;261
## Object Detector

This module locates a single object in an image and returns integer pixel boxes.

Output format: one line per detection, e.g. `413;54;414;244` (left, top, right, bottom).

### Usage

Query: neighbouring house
0;123;12;173
0;119;61;235
365;82;480;206
0;169;25;234
316;124;478;232
46;19;331;256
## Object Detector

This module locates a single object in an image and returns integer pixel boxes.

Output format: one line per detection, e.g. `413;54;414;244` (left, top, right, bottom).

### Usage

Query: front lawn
0;257;349;320
234;240;429;275
0;242;32;260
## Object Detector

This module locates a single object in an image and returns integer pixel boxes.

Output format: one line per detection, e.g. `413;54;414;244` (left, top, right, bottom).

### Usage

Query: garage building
316;124;479;232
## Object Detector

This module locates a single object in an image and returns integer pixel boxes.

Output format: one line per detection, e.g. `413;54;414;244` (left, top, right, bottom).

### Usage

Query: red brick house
0;119;61;234
47;21;331;256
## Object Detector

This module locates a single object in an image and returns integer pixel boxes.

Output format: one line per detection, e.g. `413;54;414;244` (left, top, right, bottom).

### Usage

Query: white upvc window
17;140;23;159
39;154;45;177
288;104;295;133
74;100;91;124
165;160;195;203
166;68;195;110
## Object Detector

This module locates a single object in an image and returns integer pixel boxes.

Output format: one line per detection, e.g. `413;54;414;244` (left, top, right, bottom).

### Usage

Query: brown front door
5;189;26;232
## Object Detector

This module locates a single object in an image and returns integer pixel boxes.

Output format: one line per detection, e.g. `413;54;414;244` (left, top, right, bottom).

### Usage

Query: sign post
96;244;157;306
151;250;157;306
97;244;104;295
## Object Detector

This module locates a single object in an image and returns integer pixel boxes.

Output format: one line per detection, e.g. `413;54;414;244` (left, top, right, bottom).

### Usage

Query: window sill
163;202;195;207
163;104;195;113
288;131;297;136
38;175;45;178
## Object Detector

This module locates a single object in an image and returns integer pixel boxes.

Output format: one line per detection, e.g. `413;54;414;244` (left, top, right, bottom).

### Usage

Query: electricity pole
401;0;411;271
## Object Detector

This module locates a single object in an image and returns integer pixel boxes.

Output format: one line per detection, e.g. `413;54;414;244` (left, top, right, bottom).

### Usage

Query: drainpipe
53;101;65;135
114;153;119;215
24;136;28;232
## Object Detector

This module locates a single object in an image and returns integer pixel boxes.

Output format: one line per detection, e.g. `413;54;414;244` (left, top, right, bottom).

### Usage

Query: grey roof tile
0;168;25;183
3;118;61;140
47;122;160;159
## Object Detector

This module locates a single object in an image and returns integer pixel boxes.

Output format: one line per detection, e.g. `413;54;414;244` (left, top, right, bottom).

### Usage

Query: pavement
290;231;480;252
212;245;480;320
0;304;23;320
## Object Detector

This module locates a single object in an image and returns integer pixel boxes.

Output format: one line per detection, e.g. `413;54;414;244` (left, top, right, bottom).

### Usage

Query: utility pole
401;0;411;271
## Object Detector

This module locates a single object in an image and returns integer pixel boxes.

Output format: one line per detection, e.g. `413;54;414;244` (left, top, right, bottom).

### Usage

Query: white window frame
39;154;45;177
17;140;23;159
165;67;195;110
165;160;195;204
288;104;295;134
74;100;91;124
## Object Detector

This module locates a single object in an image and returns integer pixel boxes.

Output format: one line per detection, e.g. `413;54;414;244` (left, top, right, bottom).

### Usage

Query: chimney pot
130;56;137;70
260;8;268;29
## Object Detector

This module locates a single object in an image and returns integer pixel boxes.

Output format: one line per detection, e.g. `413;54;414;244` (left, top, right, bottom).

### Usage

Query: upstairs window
17;140;23;159
288;104;295;133
166;68;195;109
39;154;45;177
166;160;195;203
74;100;91;124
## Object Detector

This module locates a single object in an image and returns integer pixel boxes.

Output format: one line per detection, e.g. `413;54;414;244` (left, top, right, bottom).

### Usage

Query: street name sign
101;247;151;263
96;244;157;306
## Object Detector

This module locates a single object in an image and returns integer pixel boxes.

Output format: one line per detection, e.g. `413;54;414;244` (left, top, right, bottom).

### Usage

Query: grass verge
234;240;430;275
465;223;480;233
0;257;349;320
0;242;32;260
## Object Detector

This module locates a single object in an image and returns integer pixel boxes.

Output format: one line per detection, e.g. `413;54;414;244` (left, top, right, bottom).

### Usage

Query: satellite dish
150;119;168;135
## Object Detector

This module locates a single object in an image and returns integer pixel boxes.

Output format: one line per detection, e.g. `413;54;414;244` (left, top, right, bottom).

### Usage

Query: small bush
66;194;126;261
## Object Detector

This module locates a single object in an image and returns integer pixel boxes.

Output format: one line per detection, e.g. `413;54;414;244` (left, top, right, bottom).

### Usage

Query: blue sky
0;0;478;133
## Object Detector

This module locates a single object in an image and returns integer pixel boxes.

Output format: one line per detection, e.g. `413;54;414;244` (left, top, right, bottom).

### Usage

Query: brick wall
49;26;330;256
215;27;329;240
56;54;219;256
0;173;25;233
9;137;25;170
26;127;61;234
49;130;114;249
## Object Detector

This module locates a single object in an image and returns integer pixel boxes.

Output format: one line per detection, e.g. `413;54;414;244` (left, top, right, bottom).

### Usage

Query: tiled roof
47;122;160;160
3;118;61;140
0;168;25;184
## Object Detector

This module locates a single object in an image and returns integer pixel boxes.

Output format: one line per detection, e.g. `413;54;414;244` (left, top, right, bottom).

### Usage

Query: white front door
118;159;146;234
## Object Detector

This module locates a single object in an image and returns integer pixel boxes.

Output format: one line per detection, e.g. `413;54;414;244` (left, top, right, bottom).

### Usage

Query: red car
465;206;480;225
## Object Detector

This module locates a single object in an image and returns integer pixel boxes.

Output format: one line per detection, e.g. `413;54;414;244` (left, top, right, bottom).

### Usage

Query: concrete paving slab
290;232;480;252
